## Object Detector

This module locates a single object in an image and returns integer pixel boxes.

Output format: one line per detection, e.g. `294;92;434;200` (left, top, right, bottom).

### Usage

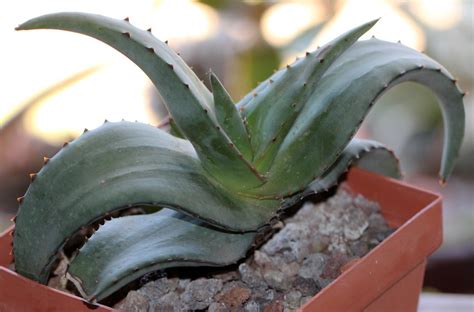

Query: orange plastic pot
0;168;442;312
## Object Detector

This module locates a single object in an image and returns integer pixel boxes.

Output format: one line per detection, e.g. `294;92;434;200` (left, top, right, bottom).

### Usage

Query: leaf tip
209;71;218;84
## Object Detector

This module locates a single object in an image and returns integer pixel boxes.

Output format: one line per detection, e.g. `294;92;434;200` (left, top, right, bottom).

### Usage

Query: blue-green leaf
13;122;277;283
252;39;464;196
68;209;256;301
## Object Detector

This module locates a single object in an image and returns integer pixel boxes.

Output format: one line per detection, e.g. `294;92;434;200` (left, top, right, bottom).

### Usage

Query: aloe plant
12;13;465;302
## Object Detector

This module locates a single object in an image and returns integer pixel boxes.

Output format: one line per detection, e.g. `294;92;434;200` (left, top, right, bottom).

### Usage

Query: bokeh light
312;0;425;51
0;0;218;144
409;0;462;30
261;0;326;47
151;0;219;44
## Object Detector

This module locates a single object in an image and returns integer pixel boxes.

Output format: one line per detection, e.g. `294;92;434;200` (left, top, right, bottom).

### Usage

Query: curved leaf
251;39;465;196
16;12;264;191
67;209;256;301
13;122;277;283
282;139;401;208
242;19;378;172
210;72;252;160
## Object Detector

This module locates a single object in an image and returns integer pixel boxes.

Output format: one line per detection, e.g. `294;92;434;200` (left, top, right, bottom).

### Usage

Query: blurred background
0;0;472;305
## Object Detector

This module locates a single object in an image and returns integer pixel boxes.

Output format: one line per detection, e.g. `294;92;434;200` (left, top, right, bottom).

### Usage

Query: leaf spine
29;173;37;182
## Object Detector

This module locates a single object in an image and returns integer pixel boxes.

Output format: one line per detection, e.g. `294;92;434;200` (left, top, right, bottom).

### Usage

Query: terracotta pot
0;168;442;312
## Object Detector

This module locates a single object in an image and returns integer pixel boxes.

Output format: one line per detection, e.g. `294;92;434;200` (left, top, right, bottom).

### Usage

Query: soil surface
114;184;394;311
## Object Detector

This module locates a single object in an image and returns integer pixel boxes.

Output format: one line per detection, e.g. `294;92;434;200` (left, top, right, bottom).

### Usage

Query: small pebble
216;282;251;308
151;292;182;311
239;263;266;288
284;290;302;309
208;302;227;312
298;253;328;280
180;278;223;310
245;300;261;312
116;291;149;312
